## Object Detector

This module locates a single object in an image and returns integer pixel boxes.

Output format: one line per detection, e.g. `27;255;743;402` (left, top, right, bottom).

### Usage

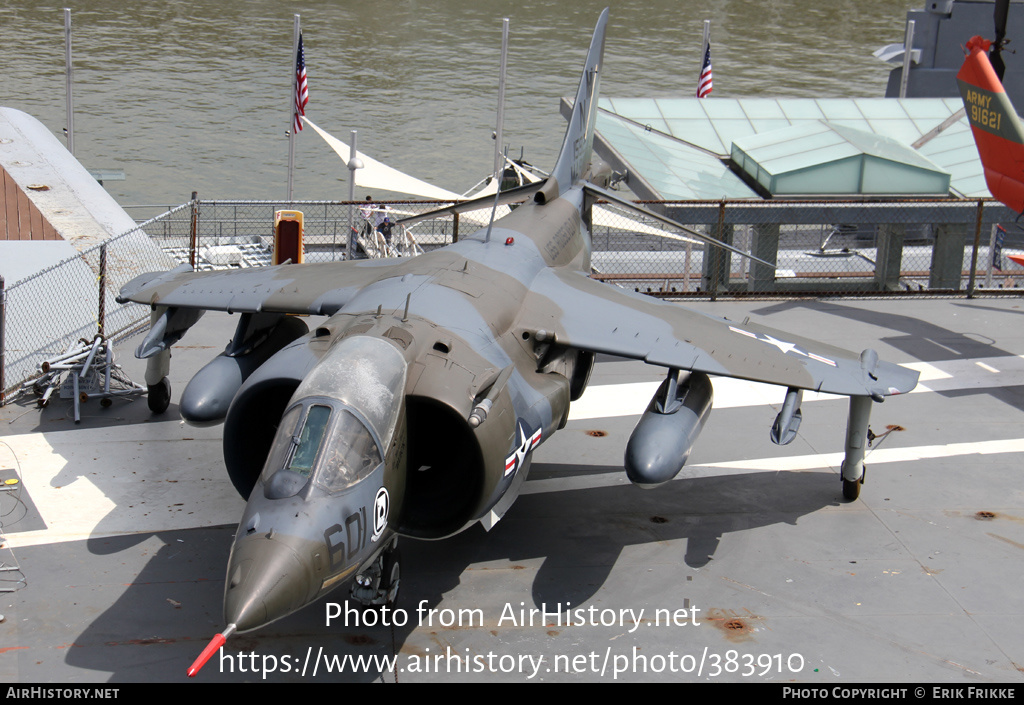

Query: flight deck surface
2;297;1023;683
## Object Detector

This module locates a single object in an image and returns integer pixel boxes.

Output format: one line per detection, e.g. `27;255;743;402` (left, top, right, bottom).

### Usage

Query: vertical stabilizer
957;35;1024;213
545;8;608;199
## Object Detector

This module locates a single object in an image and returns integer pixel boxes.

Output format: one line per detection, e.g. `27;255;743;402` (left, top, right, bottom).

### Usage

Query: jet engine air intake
402;396;485;538
624;370;713;488
222;336;323;498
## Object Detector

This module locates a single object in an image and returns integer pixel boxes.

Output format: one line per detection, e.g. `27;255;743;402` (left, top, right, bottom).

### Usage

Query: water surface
0;1;913;206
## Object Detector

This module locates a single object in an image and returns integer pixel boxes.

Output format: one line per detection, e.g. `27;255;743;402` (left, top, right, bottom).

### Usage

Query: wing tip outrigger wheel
840;395;873;502
147;378;172;414
842;471;864;501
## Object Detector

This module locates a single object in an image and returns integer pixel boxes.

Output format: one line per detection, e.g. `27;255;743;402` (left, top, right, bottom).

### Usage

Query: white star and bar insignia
729;326;837;367
505;420;542;477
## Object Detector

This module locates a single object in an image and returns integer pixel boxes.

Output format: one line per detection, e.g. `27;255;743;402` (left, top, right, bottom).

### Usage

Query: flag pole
493;18;509;177
347;130;363;260
696;20;712;99
287;14;300;201
700;20;710;72
64;8;74;155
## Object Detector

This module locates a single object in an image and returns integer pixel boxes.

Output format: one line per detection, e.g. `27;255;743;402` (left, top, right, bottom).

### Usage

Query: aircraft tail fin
541;7;608;202
957;35;1024;213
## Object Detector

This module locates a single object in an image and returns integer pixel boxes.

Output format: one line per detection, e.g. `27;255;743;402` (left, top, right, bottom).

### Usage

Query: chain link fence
1;206;184;402
160;200;461;266
3;196;1022;402
591;198;1021;297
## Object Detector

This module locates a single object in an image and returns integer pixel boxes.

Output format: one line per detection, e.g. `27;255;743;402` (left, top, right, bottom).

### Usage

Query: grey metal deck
1;297;1023;683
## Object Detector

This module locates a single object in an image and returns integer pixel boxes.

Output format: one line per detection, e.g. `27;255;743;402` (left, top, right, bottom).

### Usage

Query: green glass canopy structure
730;121;950;196
594;97;983;201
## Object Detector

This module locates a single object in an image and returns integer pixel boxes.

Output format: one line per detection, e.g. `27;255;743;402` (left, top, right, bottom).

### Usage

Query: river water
0;0;914;207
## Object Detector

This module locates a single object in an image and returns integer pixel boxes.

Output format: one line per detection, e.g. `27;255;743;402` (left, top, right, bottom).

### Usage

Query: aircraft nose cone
224;533;315;632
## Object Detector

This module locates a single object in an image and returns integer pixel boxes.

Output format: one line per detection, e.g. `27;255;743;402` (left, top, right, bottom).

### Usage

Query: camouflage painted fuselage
119;8;918;640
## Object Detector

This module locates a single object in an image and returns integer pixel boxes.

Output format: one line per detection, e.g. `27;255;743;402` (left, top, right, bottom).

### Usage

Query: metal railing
591;198;1020;298
2;196;1022;403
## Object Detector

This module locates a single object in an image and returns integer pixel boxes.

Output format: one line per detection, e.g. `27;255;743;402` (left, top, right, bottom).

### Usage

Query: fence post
189;191;199;268
750;222;780;293
966;199;984;299
707;200;727;301
0;274;5;406
98;243;107;337
453;212;460;243
875;222;906;292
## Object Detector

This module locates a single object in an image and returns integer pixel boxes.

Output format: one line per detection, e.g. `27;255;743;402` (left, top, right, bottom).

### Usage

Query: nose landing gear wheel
350;541;401;607
381;548;401;606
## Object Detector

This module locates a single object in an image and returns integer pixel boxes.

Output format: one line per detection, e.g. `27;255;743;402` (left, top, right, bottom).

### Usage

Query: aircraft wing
520;268;919;398
117;259;399;315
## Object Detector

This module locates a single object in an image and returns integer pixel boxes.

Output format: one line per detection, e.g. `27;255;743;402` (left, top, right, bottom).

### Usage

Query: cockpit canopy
259;335;408;500
261;400;383;499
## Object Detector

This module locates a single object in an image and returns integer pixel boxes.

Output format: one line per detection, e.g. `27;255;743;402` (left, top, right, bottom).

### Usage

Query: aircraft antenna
485;146;510;243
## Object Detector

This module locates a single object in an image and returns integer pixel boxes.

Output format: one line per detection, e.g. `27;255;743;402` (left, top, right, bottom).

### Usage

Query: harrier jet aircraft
117;8;918;676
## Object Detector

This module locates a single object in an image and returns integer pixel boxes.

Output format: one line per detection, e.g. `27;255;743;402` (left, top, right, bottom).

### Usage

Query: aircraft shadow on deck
752;300;1024;412
751;299;1010;362
50;467;837;681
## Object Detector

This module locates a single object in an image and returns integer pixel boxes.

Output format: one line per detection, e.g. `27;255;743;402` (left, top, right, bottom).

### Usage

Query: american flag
697;43;713;98
293;33;308;133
